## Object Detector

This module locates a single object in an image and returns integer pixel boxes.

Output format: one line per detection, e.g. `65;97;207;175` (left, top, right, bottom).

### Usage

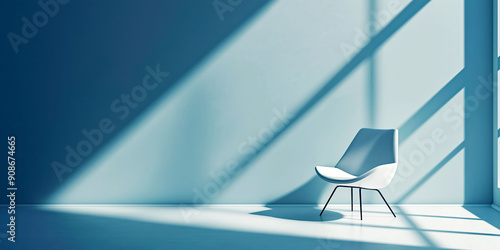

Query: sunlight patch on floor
41;205;500;249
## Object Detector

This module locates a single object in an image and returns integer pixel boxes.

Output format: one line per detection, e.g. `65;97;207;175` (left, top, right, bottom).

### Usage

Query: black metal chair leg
376;189;396;217
320;186;339;216
318;186;394;220
350;187;353;211
359;188;362;220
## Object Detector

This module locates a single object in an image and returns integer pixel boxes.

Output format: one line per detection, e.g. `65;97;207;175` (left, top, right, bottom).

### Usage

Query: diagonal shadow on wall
263;0;431;204
0;0;272;204
270;0;494;205
373;0;494;204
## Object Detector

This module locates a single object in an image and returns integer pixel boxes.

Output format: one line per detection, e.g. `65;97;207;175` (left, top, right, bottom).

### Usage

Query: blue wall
495;0;500;208
1;0;495;204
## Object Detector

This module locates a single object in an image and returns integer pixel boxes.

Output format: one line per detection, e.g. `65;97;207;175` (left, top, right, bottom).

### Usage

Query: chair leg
350;187;353;211
320;186;339;216
376;189;396;217
359;188;362;220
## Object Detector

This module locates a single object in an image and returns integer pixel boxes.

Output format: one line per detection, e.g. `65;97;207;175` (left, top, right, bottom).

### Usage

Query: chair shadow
250;206;343;222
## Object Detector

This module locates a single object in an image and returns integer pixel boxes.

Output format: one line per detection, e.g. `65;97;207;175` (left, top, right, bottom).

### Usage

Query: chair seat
315;166;360;184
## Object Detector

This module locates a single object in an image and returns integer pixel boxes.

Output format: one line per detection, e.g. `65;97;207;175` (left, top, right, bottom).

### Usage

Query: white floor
8;205;500;249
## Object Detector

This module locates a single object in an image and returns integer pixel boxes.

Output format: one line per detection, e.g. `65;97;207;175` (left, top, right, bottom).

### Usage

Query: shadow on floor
464;206;500;231
2;206;448;250
250;205;343;222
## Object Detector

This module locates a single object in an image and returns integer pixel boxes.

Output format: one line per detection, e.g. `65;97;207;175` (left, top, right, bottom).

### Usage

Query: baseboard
492;204;500;212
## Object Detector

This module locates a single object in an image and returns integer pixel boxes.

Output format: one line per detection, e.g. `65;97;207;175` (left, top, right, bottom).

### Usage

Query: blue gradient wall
495;0;500;208
1;0;495;205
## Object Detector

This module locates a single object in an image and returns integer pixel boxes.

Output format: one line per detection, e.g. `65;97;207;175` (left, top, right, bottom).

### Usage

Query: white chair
316;128;398;220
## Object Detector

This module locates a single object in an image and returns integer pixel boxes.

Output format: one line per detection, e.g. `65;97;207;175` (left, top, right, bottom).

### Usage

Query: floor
2;205;500;249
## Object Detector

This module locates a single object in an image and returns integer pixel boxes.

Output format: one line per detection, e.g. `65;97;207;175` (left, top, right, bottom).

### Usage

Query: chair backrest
336;128;398;176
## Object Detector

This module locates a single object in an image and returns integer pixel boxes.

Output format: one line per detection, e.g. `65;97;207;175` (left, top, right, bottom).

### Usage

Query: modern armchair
315;128;398;220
